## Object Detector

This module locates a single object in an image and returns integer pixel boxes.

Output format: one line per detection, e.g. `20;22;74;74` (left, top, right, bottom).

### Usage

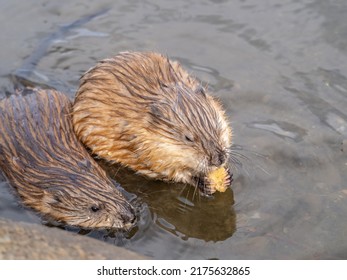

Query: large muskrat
73;52;233;195
0;88;135;229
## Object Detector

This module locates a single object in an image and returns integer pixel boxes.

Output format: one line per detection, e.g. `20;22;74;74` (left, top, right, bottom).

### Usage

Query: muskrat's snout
210;151;228;167
41;187;136;230
121;204;137;227
81;192;137;230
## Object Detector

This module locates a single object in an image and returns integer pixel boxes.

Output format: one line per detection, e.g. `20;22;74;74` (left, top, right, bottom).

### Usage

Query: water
1;0;347;259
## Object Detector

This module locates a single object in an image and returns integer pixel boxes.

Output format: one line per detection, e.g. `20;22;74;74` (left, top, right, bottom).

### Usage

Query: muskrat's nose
211;152;226;166
121;205;137;225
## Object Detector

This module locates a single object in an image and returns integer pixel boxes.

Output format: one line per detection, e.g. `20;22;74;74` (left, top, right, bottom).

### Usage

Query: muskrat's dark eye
185;135;194;142
53;195;62;203
91;205;100;212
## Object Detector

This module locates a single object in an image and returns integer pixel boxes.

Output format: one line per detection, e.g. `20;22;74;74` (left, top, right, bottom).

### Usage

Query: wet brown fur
73;52;232;193
0;88;135;229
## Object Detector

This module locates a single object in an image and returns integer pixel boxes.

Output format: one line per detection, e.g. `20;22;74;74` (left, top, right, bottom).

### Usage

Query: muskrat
0;88;135;229
73;52;233;195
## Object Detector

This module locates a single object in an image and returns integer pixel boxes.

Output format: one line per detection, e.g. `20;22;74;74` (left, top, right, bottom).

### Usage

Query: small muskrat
0;88;135;229
73;52;233;195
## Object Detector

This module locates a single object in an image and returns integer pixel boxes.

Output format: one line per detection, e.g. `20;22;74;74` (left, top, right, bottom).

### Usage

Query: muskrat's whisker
192;182;200;202
227;144;271;177
229;144;269;165
177;183;188;197
181;187;190;210
111;164;123;178
228;154;243;167
193;184;199;201
227;150;250;161
231;144;268;159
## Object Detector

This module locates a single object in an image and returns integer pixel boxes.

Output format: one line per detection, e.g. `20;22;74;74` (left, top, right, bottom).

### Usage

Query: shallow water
1;0;347;259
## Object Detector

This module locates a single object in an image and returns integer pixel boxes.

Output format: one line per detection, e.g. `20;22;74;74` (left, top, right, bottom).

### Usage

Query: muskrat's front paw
206;166;233;193
197;167;233;196
196;177;216;197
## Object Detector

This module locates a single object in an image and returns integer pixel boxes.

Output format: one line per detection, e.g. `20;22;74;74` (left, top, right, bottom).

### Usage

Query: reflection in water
248;121;307;142
175;56;235;92
100;162;236;242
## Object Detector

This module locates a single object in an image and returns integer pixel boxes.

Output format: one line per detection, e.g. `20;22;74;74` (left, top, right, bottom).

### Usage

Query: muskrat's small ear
195;85;206;97
149;104;163;118
43;187;65;204
149;104;170;123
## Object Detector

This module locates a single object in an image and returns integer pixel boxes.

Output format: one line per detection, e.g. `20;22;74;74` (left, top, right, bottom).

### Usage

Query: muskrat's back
73;52;233;194
0;88;135;229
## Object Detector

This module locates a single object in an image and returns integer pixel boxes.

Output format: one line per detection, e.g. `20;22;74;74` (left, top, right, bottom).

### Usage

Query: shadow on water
96;161;237;243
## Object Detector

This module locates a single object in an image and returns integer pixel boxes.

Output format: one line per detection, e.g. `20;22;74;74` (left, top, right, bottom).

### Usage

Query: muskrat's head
73;52;233;195
39;178;136;230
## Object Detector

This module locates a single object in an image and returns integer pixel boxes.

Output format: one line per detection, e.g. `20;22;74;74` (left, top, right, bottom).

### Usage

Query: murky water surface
1;0;347;259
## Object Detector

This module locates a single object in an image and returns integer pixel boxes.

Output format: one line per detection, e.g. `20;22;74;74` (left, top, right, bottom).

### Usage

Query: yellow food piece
208;167;228;192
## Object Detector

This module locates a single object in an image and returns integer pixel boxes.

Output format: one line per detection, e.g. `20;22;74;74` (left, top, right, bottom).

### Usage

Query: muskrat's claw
196;177;215;197
225;168;233;186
